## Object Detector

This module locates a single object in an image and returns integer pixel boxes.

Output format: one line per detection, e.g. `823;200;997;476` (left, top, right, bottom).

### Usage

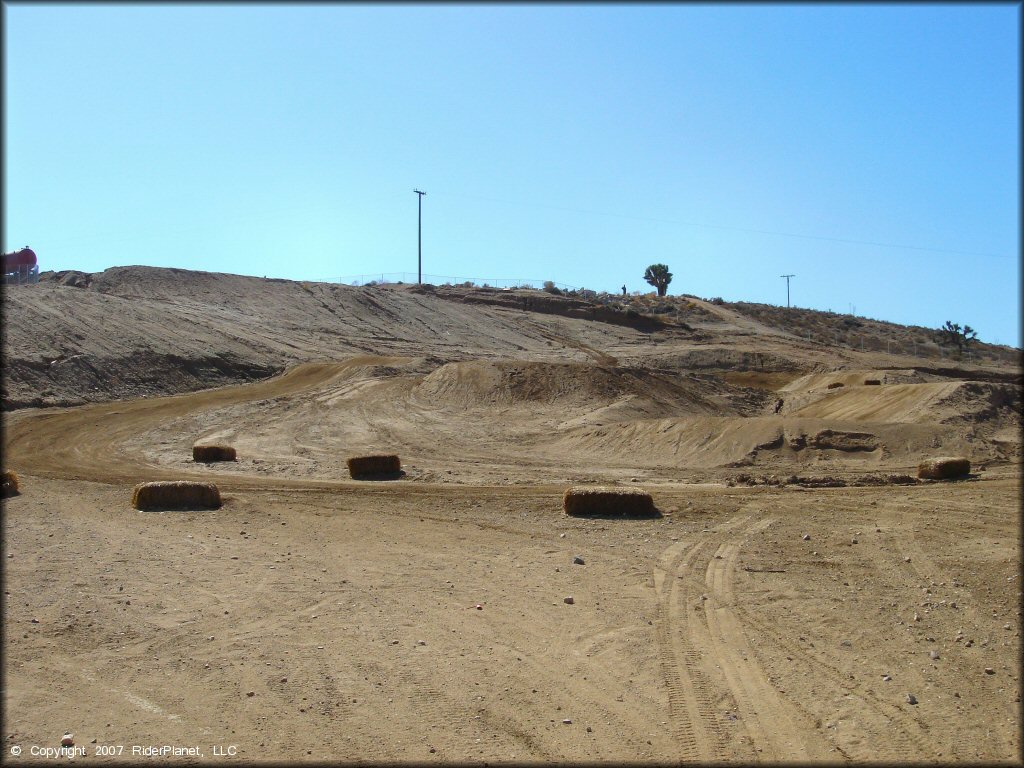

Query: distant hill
2;265;1018;411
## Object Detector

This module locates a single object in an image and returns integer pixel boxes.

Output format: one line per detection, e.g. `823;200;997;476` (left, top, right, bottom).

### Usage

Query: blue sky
4;3;1020;346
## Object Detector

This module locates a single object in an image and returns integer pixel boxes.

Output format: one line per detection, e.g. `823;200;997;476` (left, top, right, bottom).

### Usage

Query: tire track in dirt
720;501;936;761
700;517;830;761
53;658;208;735
733;605;935;762
391;664;561;762
459;629;667;759
521;318;618;366
651;517;756;761
653;540;714;761
3;359;407;487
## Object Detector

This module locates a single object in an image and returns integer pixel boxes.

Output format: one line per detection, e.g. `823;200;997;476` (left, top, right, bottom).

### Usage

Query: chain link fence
334;272;579;291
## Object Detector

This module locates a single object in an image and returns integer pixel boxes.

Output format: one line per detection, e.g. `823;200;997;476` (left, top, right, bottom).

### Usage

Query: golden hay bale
917;457;971;481
132;481;222;511
827;382;845;389
563;486;654;517
864;379;881;385
2;471;20;498
193;444;237;463
347;455;402;478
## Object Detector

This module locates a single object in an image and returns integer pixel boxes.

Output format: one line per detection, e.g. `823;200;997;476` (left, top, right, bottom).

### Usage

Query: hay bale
347;454;402;479
563;486;654;517
917;457;971;481
2;471;19;498
193;444;237;463
864;379;881;386
132;481;222;511
827;382;845;389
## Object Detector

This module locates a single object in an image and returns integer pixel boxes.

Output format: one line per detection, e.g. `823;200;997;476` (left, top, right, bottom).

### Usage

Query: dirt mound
781;370;927;391
629;347;802;373
779;379;1020;432
2;350;280;410
425;284;682;332
807;429;879;452
412;360;727;414
932;381;1021;426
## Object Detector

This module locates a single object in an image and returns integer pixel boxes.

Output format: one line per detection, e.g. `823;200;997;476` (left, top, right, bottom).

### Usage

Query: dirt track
3;353;1021;763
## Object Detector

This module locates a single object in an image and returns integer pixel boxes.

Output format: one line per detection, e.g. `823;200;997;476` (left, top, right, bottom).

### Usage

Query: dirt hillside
2;266;1020;763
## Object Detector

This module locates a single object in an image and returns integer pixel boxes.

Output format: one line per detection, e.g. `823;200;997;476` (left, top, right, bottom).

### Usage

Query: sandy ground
2;362;1020;764
2;268;1021;763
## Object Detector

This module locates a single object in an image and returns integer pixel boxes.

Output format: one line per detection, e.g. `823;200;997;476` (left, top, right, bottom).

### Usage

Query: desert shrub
542;281;561;295
347;455;402;479
709;297;725;305
193;445;237;463
2;471;19;497
563;486;654;517
132;481;221;511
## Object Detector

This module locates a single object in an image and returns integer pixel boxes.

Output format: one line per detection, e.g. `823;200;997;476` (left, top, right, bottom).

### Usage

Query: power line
434;190;1007;260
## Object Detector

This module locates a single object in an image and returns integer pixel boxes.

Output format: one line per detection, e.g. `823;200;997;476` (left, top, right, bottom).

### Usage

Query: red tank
3;247;37;269
3;247;40;284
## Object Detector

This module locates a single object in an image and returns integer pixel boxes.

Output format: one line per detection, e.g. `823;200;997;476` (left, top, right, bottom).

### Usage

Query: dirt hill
4;266;1018;410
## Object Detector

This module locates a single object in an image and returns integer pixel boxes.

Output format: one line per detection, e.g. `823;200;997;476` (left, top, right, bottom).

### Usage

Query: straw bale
917;457;971;481
2;471;19;498
563;486;654;517
827;382;845;389
132;480;222;511
864;379;881;386
193;444;237;463
347;454;402;478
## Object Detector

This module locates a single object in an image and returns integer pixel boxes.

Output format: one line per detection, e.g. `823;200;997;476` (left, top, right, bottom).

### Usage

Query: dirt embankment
4;268;680;410
6;266;1018;416
420;283;687;332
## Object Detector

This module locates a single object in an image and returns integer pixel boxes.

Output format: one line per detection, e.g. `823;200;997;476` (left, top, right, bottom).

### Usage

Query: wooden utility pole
414;189;426;284
780;274;794;307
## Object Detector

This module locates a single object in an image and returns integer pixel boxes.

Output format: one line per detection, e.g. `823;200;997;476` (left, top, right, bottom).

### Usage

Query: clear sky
4;3;1020;346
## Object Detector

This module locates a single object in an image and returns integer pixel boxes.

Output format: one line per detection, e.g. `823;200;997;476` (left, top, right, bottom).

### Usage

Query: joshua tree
938;321;978;357
643;264;673;296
